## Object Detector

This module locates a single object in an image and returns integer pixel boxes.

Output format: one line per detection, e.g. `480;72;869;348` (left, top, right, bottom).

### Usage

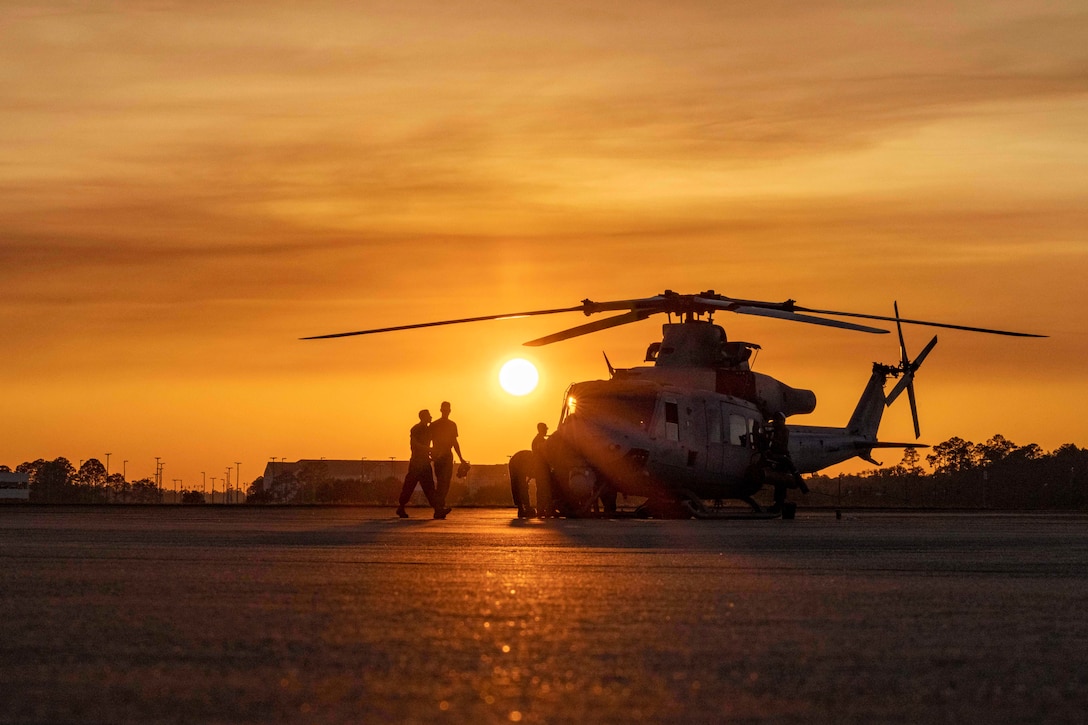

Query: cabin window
729;414;748;446
665;401;680;442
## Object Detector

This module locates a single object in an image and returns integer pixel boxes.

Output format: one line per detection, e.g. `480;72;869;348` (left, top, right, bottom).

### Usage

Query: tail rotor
885;302;938;438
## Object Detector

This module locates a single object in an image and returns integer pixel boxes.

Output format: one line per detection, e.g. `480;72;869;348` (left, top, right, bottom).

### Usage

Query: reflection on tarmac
1;507;1086;724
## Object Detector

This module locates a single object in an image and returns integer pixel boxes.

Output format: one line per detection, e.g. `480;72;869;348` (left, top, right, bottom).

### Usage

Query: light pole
224;467;231;503
210;477;216;504
235;462;241;503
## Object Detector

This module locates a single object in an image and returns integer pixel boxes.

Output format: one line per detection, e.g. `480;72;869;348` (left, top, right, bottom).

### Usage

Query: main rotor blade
523;310;653;347
580;295;670;314
302;291;1045;346
790;305;1046;338
732;306;889;334
300;305;586;340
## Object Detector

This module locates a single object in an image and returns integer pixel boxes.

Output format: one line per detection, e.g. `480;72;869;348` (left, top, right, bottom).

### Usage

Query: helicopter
304;290;1044;519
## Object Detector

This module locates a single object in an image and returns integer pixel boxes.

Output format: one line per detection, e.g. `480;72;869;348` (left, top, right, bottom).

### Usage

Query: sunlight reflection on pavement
1;507;1086;724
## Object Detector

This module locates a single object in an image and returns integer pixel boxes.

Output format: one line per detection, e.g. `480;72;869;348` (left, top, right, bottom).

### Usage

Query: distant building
260;459;508;496
0;471;30;502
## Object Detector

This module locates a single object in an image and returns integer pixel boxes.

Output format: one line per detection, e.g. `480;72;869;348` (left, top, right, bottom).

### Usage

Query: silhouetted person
768;412;790;458
764;411;806;510
531;422;554;517
429;401;462;519
532;422;548;457
396;409;438;518
509;450;534;519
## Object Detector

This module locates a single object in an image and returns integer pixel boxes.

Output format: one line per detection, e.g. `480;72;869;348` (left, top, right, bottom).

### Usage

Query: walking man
396;409;438;518
429;401;463;519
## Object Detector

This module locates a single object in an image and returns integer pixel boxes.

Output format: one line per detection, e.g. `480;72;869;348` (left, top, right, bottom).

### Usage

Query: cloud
1;1;1085;477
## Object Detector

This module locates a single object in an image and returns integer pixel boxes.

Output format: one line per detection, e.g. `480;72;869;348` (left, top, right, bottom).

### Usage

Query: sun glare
499;358;539;396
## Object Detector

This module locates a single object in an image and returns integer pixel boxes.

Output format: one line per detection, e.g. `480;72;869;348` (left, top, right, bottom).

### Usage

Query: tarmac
1;506;1086;724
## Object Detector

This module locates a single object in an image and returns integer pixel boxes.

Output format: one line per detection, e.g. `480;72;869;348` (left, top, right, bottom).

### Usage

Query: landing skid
631;497;797;520
684;498;796;520
684;502;781;520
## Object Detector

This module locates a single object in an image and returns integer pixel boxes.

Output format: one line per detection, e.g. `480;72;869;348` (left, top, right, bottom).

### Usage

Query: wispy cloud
0;1;1084;475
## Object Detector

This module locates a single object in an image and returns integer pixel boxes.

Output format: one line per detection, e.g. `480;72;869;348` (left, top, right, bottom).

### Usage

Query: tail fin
847;368;889;439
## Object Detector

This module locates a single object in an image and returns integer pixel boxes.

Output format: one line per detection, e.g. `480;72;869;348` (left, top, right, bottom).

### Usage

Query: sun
498;358;539;396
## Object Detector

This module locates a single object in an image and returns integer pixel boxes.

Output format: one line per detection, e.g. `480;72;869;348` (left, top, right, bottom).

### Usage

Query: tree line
804;435;1087;509
4;458;163;504
5;434;1087;509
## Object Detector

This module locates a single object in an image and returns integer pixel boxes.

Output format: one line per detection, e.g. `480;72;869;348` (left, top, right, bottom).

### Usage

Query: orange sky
2;2;1086;488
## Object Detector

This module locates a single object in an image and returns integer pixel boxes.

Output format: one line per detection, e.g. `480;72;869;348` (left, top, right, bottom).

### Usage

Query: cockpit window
566;391;656;431
616;395;657;430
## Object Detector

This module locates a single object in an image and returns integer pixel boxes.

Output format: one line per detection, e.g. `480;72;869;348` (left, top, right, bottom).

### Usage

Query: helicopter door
687;399;707;470
705;400;724;473
664;399;680;442
656;397;694;477
722;409;757;473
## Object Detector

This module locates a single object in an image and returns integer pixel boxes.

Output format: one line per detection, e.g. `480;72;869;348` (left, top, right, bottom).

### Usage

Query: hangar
0;471;30;501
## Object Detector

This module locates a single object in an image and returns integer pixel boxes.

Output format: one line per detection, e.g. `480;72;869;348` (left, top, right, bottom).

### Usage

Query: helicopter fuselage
537;321;900;512
304;288;1038;515
544;376;776;504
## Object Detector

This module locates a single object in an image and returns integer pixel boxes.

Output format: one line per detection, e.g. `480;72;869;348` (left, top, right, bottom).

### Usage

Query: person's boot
396;505;408;518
